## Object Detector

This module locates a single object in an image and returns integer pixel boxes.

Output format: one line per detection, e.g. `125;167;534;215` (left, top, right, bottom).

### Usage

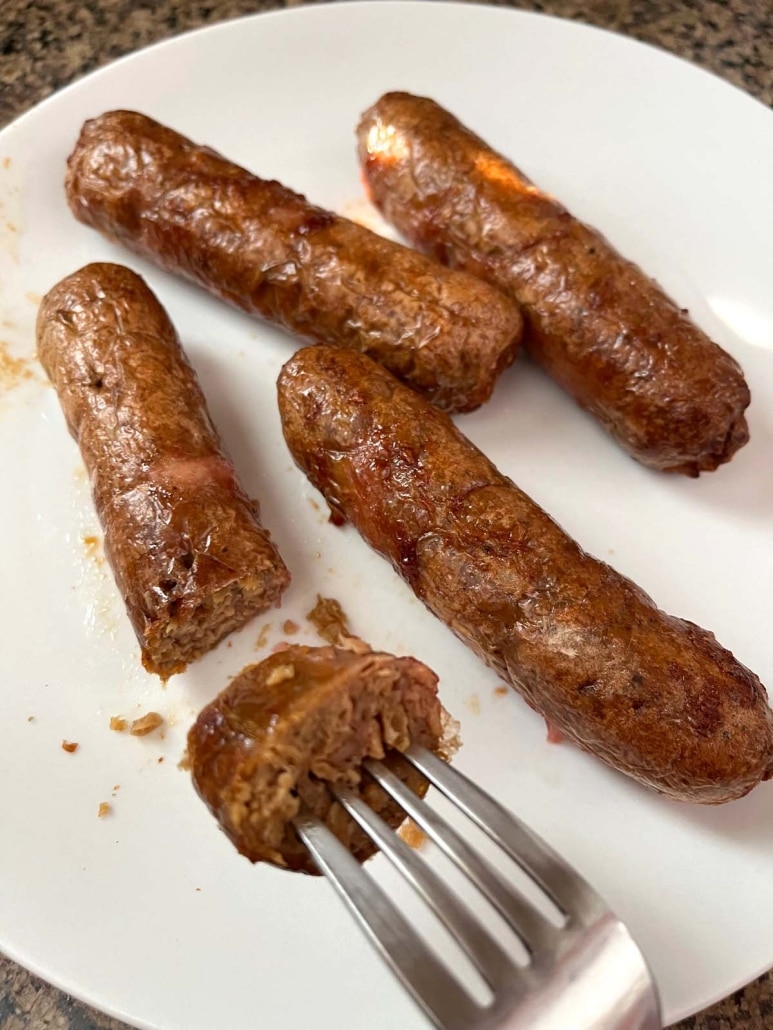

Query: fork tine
364;757;561;955
292;811;480;1030
402;745;605;926
331;783;520;991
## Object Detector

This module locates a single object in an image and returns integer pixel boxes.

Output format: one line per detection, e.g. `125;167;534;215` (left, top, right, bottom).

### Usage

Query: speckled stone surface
0;1;771;1028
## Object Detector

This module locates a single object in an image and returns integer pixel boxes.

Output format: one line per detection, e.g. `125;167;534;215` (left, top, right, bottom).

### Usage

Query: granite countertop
0;1;771;1028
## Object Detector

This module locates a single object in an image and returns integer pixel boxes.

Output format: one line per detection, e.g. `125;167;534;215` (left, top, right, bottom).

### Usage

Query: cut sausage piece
357;92;750;474
278;346;773;804
65;110;523;414
187;645;446;873
37;263;290;677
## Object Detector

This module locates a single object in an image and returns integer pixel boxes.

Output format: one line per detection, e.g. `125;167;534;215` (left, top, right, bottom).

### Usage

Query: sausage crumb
306;595;370;654
307;595;350;644
61;740;79;753
398;819;427;850
130;712;164;736
82;534;101;560
255;622;272;650
109;716;127;732
265;663;295;687
27;715;35;722
157;756;164;763
98;802;111;818
282;619;299;635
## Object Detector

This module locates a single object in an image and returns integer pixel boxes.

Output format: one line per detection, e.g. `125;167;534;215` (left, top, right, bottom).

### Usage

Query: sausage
357;92;751;474
187;645;446;873
277;346;773;803
65;110;523;415
37;263;290;678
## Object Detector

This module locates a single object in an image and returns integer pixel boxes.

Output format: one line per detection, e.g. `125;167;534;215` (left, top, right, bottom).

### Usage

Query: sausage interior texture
187;645;445;873
37;262;290;678
65;110;523;415
357;92;751;475
278;346;773;803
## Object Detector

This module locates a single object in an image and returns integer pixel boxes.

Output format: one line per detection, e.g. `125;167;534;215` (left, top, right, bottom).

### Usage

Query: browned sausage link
65;111;523;415
37;263;290;678
187;645;445;873
357;92;750;474
278;346;773;803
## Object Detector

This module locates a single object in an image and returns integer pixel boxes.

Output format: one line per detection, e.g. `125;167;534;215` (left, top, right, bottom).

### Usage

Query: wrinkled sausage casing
278;346;773;804
188;645;445;873
65;110;523;415
357;92;751;475
37;262;290;678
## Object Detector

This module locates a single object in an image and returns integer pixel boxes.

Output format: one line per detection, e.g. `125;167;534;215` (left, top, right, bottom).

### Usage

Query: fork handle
492;914;661;1030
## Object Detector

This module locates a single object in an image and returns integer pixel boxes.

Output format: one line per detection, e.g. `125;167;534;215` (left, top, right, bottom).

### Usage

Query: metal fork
293;744;661;1030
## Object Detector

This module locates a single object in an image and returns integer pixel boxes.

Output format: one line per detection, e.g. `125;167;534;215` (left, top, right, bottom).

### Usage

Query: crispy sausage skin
65;110;523;414
37;263;290;677
357;92;751;475
278;346;773;803
188;645;445;873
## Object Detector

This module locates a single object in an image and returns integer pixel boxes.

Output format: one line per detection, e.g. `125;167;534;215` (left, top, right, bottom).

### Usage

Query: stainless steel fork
293;744;661;1030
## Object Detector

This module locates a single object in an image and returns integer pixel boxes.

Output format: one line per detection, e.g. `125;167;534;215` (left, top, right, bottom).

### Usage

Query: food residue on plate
98;802;111;818
0;340;34;394
109;715;127;732
130;712;164;737
493;685;509;698
282;619;299;635
464;693;481;716
61;740;79;753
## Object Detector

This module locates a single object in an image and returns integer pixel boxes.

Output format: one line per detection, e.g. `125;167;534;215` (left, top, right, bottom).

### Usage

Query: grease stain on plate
0;339;34;395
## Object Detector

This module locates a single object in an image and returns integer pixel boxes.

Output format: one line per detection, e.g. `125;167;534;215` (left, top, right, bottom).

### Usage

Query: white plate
1;3;772;1027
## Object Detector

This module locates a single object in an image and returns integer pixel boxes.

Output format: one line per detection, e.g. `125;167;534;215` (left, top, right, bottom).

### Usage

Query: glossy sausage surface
278;345;773;803
38;262;289;677
66;110;523;414
357;92;750;474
